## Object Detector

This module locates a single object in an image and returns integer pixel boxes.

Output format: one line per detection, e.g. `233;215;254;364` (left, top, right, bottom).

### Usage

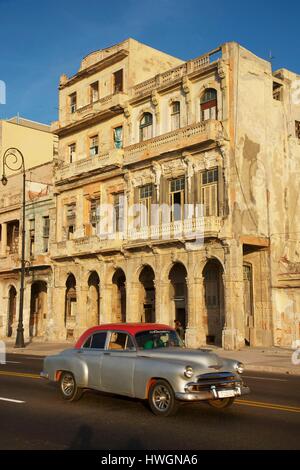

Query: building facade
1;40;299;349
0;117;56;341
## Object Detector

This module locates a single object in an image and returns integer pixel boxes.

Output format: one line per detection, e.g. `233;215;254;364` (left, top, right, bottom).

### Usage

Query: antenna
269;50;275;64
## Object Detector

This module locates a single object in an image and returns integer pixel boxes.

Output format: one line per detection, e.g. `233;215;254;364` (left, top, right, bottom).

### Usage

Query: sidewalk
213;346;300;376
5;341;72;357
3;340;300;376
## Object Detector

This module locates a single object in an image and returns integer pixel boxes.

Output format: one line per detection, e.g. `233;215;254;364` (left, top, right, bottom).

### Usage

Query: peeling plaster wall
230;44;300;347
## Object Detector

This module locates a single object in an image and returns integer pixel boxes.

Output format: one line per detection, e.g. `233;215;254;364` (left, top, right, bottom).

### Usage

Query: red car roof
75;323;174;349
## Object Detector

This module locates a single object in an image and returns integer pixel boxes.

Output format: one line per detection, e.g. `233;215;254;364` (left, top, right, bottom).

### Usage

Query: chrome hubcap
153;385;171;411
62;374;75;396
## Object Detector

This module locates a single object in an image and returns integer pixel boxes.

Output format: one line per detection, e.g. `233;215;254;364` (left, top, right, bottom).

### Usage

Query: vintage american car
41;323;250;416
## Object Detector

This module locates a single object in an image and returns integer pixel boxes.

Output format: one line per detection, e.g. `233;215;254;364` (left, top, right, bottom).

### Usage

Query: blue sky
0;0;299;124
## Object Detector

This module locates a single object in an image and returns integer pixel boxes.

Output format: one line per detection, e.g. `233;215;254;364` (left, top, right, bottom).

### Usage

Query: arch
87;271;100;326
65;273;77;330
112;268;126;323
160;258;188;282
193;255;226;279
134;262;156;281
66;273;76;288
203;258;224;346
29;281;47;338
168;262;188;331
200;88;218;121
139;265;155;323
7;285;17;337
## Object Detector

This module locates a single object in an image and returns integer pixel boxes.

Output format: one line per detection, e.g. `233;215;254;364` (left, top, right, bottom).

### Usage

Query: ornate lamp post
1;148;26;348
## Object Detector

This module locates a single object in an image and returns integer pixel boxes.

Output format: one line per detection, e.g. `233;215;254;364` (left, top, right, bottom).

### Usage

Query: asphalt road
0;354;299;450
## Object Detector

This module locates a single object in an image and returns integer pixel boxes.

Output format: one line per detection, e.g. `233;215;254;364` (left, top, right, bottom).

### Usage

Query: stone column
0;223;7;256
155;280;171;325
101;283;113;324
185;275;206;348
222;241;245;350
126;281;141;322
23;279;32;343
50;286;67;341
76;284;89;337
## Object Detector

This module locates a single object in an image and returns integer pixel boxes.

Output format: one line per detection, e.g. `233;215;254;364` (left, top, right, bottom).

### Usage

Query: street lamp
1;148;26;348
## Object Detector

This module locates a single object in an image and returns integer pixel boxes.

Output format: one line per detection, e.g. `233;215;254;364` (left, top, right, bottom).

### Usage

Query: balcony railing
56;149;124;182
57;92;128;130
0;193;21;209
124;120;222;166
51;216;222;258
126;217;222;243
132;50;219;98
0;252;20;271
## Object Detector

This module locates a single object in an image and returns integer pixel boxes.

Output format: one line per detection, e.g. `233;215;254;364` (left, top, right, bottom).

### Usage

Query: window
273;82;283;101
83;332;107;349
113;69;123;93
29;219;35;257
295;121;300;139
90;81;99;103
171;101;180;130
201;89;217;121
43;216;50;252
170;177;185;221
66;203;76;239
108;332;135;351
90;198;100;234
69;92;77;113
68;143;76;163
201;168;219;216
89;135;99;156
139;184;153;227
114;126;123;149
7;221;19;254
140;113;153;142
113;193;124;233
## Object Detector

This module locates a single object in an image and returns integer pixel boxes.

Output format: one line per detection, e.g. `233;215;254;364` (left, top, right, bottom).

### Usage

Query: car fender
133;357;192;399
43;350;89;387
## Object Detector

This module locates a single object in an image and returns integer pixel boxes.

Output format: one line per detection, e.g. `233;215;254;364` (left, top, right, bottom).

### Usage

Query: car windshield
135;329;184;350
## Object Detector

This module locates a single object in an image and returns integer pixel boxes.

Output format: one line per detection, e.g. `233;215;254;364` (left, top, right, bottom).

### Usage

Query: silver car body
42;326;250;402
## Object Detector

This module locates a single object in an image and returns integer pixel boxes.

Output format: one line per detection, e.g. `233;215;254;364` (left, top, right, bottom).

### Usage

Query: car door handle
104;352;111;356
77;350;83;354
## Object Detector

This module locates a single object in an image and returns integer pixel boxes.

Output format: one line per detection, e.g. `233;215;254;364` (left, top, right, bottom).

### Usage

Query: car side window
108;332;135;351
82;336;92;348
89;332;107;349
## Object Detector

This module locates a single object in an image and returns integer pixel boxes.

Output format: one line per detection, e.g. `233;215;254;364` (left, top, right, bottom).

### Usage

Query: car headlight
234;362;244;374
184;366;194;378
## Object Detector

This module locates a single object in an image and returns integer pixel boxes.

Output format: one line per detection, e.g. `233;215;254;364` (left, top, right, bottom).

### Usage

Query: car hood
137;348;225;369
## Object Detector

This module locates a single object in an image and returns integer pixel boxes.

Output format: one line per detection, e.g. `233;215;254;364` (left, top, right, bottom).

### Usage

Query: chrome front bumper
176;381;250;402
40;371;49;380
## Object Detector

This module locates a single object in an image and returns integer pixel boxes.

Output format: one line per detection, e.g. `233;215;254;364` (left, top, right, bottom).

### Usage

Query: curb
245;364;300;376
6;348;67;357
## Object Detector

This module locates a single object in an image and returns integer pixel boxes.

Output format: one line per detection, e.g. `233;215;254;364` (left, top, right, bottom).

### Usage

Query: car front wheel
208;397;235;409
59;371;83;402
148;380;179;417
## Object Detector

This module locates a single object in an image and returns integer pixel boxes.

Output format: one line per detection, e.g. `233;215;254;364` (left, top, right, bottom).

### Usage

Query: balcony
0;252;20;272
55;149;124;183
51;235;123;259
124;120;222;166
132;48;220;98
54;92;128;135
125;216;222;247
50;216;222;258
0;193;21;210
